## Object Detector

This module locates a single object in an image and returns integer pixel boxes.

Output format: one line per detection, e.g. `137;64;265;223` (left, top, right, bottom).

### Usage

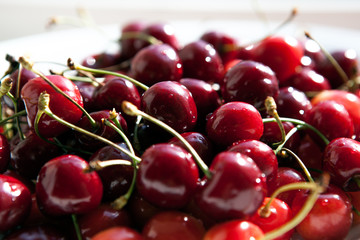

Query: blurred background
1;0;360;41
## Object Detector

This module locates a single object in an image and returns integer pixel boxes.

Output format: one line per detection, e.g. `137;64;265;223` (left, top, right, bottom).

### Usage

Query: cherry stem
18;56;98;129
265;96;286;145
103;119;134;156
0;109;26;126
132;116;143;153
120;31;163;45
262;173;329;240
71;214;83;240
121;101;212;179
67;58;149;91
37;92;142;164
262;117;330;145
267;8;297;37
274;124;302;155
281;147;314;183
86;159;133;172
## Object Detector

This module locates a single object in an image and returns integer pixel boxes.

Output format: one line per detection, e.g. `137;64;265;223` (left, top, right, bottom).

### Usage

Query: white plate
1;20;360;75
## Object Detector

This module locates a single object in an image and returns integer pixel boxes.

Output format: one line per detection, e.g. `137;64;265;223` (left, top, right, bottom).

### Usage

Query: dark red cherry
142;211;205;240
276;86;312;121
91;226;143;240
248;197;294;240
196;151;267;220
136;143;199;209
21;75;84;138
0;134;10;173
221;60;279;109
141;23;181;51
82;52;121;70
76;204;132;239
10;131;62;179
179;40;224;84
3;225;66;240
130;44;183;86
203;220;264;240
306;100;354;142
283;68;331;92
301;38;325;68
0;174;32;232
141;81;197;133
291;184;353;240
179;78;222;126
323;137;360;191
75;110;128;151
253;35;304;84
93;77;141;114
36;154;103;216
297;135;324;174
206;101;264;148
89;143;133;201
168;132;214;165
227;139;278;183
119;21;147;60
316;49;358;88
74;81;98;112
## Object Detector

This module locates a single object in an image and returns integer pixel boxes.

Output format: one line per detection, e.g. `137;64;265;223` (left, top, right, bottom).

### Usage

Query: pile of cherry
0;20;360;240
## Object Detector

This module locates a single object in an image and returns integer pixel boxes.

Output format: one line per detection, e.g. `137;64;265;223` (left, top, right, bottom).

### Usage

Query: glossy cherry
179;40;224;84
0;134;10;173
283;68;331;92
203;220;264;240
136;143;199;209
36;154;103;216
322;137;360;191
253;35;304;84
91;226;143;240
81;52;121;70
141;81;197;133
119;21;147;60
221;60;279;109
195;151;267;220
141;23;181;51
142;211;205;240
206;101;264;147
74;81;98;112
0;174;32;232
21;75;84;138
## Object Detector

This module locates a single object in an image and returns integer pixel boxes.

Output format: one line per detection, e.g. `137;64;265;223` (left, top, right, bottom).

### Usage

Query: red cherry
248;197;294;240
179;40;224;84
36;154;103;216
136;143;199;209
253;35;304;84
91;226;143;240
141;23;181;51
74;81;98;112
142;211;205;240
322;137;360;191
81;52;121;70
141;81;197;133
206;101;264;147
21;75;84;138
221;60;279;109
195;151;267;220
0;174;32;232
119;21;147;60
3;225;66;240
0;134;10;173
130;44;182;86
203;220;264;240
283;68;331;92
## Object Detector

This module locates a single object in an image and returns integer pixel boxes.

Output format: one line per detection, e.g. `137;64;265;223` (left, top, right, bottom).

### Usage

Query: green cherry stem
103;119;134;156
122;100;212;179
18;56;98;129
67;58;149;91
0;109;27;126
273;125;302;155
37;92;141;164
265;96;286;145
261;173;329;240
71;214;83;240
120;31;162;45
262;117;330;145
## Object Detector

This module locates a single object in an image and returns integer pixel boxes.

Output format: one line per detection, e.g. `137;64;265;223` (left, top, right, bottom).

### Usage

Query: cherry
283;68;331;92
195;151;267;220
36;154;103;216
0;134;10;173
130;44;182;86
306;100;354;142
221;60;279;110
227;139;278;184
178;40;224;84
276;86;312;121
203;220;264;240
291;184;353;240
91;226;143;240
141;81;197;134
93;77;141;115
301;38;325;68
10;131;62;179
206;101;264;148
3;225;66;240
253;35;304;84
136;143;198;209
81;52;121;70
322;137;360;191
248;197;294;240
142;211;205;240
297;135;324;174
21;75;84;138
119;21;147;60
0;174;32;232
141;23;181;51
73;81;98;112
